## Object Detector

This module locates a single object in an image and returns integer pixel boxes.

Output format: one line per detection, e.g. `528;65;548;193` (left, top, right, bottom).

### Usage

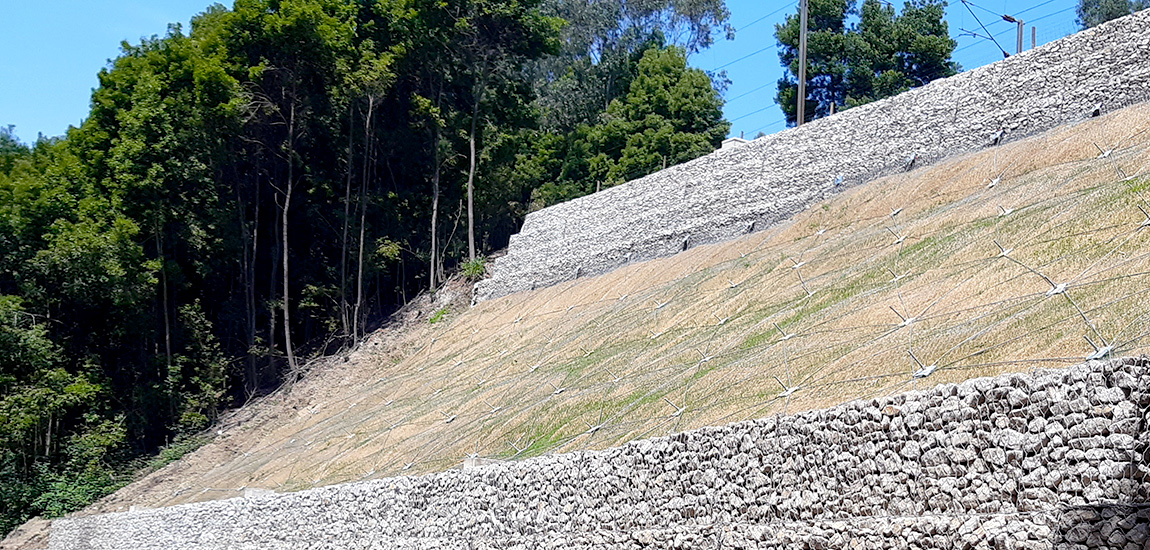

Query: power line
751;117;788;134
1015;0;1060;17
1029;5;1076;24
726;82;775;103
729;104;777;123
711;45;774;71
735;2;799;33
959;0;1010;57
954;4;1077;54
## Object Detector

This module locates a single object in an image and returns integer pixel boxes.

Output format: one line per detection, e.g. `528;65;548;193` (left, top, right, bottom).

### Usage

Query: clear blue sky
698;0;1083;137
1;0;1083;145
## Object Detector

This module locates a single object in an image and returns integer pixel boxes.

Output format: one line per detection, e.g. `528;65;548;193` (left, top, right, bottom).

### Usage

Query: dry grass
82;102;1150;513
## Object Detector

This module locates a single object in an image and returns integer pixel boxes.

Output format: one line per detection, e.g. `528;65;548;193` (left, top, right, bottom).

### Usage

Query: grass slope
65;102;1150;516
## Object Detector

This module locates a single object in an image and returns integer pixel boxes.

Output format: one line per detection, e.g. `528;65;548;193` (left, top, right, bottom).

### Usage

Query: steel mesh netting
132;101;1150;521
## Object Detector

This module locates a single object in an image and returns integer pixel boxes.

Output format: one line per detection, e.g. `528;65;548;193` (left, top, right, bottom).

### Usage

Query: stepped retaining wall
475;10;1150;301
51;357;1150;549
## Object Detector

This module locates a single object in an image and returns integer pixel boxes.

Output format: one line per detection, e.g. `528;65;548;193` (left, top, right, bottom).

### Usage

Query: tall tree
845;0;957;107
532;0;733;132
590;45;728;186
524;42;729;207
775;0;851;125
1076;0;1144;28
774;0;956;125
457;0;558;261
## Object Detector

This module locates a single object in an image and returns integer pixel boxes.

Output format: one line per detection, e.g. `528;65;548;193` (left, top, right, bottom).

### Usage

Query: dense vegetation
774;0;958;125
1076;0;1145;28
0;0;730;534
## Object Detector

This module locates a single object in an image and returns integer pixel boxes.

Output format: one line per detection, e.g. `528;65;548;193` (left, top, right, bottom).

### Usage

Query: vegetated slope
65;102;1150;516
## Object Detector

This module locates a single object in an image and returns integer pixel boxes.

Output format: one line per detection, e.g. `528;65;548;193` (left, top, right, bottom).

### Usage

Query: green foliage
526;43;729;208
143;435;208;473
30;467;123;520
429;307;450;324
593;46;729;186
172;301;227;432
461;257;487;280
775;0;957;125
532;0;732;132
0;126;30;177
1076;0;1144;27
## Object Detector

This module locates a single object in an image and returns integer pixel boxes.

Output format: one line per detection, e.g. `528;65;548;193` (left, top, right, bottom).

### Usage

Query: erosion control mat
81;101;1150;514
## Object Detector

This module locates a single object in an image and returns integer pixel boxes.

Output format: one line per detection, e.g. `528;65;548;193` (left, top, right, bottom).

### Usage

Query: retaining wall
51;357;1150;549
474;10;1150;301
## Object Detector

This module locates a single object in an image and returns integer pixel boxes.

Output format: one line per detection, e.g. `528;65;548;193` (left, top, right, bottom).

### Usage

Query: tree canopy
775;0;958;125
1076;0;1145;28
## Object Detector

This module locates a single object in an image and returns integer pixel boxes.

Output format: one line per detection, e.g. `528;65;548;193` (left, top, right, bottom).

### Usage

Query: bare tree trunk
430;128;441;291
157;230;172;375
157;229;173;416
466;111;479;261
339;104;354;339
466;65;490;262
282;101;298;376
238;186;257;397
354;95;374;339
355;185;368;337
268;188;278;377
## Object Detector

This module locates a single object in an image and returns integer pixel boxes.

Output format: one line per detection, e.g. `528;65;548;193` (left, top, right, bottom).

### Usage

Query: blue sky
1;0;1083;144
699;0;1083;137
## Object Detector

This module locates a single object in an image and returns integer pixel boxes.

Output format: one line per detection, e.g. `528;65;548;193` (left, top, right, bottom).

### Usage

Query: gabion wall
50;357;1150;549
474;10;1150;301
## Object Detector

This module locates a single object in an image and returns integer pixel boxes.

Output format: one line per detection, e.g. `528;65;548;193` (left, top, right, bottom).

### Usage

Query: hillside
34;100;1149;527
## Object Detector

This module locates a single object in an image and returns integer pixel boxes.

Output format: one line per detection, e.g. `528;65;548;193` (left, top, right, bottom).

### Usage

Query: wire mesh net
99;99;1150;514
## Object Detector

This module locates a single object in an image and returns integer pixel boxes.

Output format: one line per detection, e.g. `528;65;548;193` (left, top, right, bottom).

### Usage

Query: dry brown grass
82;102;1150;514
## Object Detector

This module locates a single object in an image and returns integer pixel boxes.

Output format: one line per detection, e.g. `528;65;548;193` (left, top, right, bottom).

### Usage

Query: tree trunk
157;229;173;417
282;101;298;376
430;127;441;291
238;187;257;397
467;120;477;262
339;104;354;339
466;64;490;262
268;192;279;378
354;95;374;339
157;230;172;376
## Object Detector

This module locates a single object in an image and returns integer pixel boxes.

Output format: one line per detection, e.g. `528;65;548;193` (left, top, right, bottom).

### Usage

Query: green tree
775;0;851;125
1076;0;1144;28
775;0;956;125
455;0;559;262
592;45;728;186
527;43;728;206
845;0;957;107
0;0;737;534
532;0;732;132
0;127;29;177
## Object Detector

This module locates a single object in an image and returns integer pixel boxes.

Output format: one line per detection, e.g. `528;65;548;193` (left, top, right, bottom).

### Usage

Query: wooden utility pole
797;0;809;126
1031;26;1036;50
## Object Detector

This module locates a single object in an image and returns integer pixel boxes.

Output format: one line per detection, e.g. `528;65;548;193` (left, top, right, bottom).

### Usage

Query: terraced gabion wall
474;10;1150;301
51;357;1150;549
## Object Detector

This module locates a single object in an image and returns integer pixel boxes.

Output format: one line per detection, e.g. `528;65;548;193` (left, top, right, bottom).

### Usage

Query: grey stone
476;11;1150;303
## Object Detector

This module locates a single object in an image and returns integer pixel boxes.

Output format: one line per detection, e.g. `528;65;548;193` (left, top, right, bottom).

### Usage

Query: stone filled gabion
474;10;1150;302
50;357;1150;549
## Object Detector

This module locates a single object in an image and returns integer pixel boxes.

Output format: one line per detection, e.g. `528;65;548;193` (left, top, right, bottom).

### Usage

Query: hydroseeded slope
76;101;1150;515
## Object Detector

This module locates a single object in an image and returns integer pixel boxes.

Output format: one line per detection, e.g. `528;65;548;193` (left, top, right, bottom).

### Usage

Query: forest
0;0;733;533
